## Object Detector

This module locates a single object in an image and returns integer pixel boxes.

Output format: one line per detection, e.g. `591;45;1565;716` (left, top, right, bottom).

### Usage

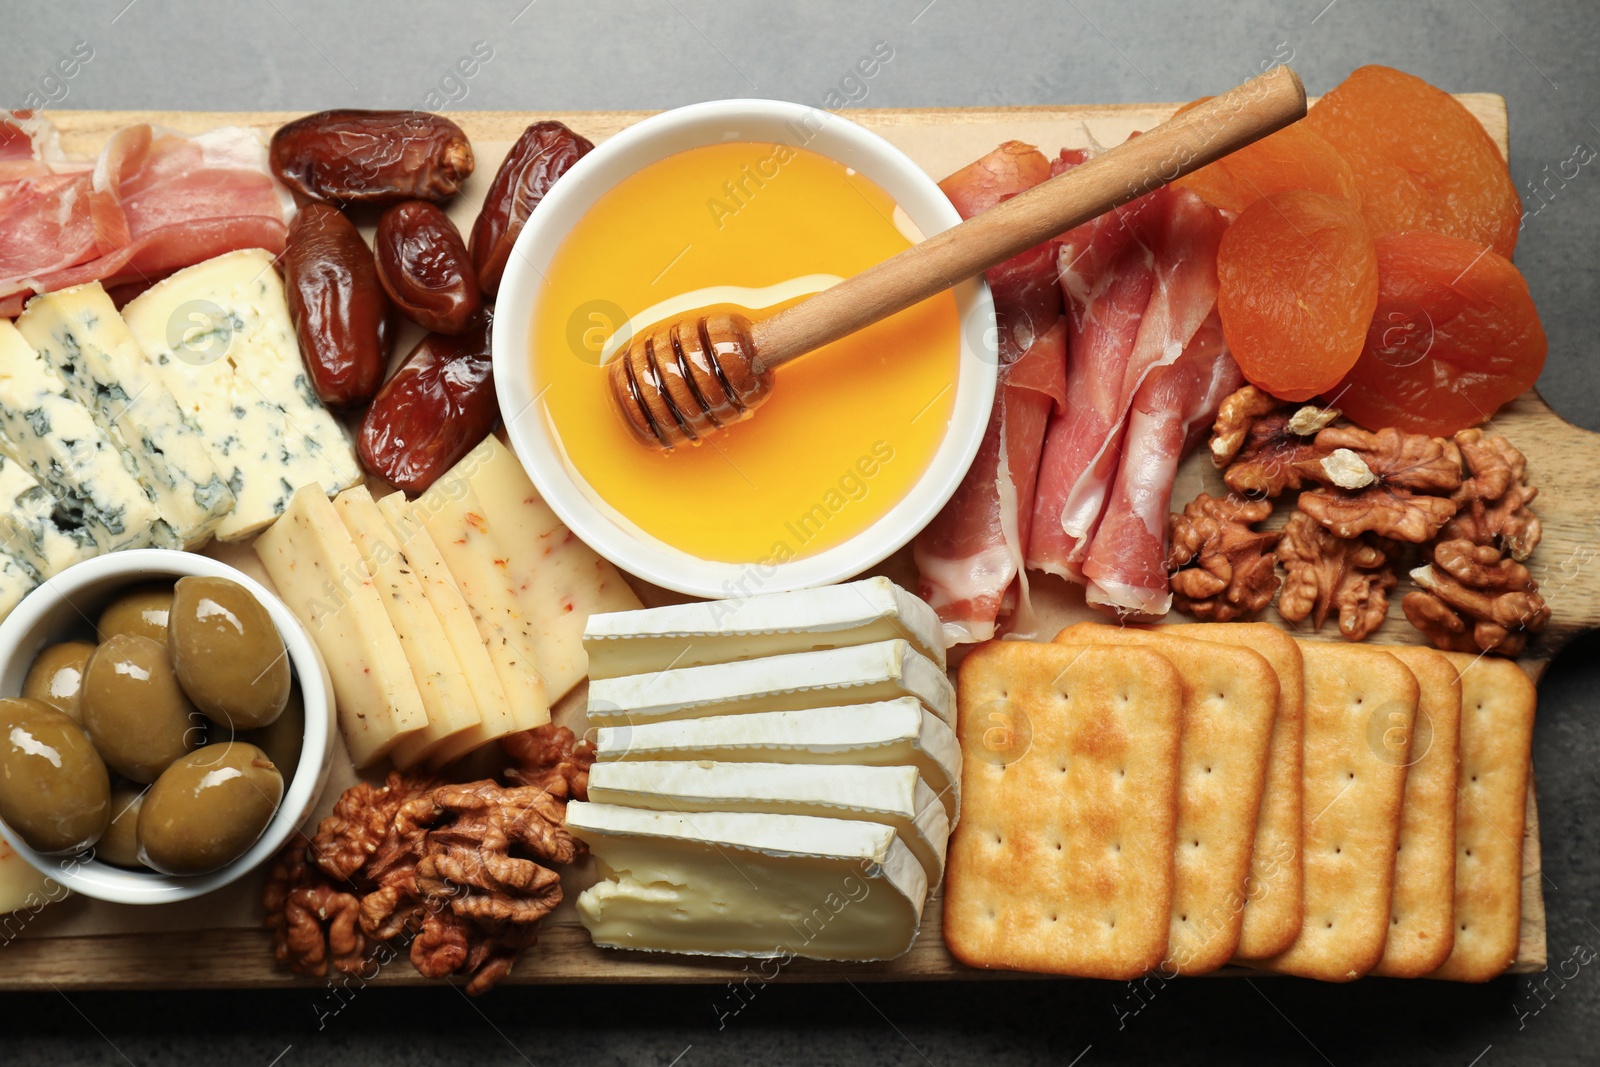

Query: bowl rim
492;97;997;599
0;549;335;905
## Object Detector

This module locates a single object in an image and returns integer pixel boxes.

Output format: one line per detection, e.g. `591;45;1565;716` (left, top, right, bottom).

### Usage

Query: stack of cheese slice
569;577;959;962
254;436;641;768
0;250;366;619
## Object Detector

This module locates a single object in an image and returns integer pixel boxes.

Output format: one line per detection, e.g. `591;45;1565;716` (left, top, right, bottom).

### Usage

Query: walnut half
1276;512;1398;641
1168;493;1281;621
1403;539;1550;656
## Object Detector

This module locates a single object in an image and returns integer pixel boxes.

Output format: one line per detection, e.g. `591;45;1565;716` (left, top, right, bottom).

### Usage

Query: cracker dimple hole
1050;913;1058;922
1204;765;1212;774
1055;841;1063;851
1059;765;1067;774
1326;921;1334;929
1347;772;1356;780
1334;846;1342;854
1180;914;1188;922
1192;839;1200;848
1119;768;1126;778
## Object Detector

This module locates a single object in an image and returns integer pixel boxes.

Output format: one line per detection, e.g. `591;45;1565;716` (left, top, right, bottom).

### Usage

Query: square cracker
944;641;1184;978
1374;646;1462;977
1165;622;1304;960
1054;623;1278;975
1430;652;1537;982
1259;642;1418;981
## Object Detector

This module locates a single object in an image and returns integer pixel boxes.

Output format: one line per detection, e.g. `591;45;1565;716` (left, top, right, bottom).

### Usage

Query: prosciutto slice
1027;182;1227;578
0;123;291;315
913;142;1072;644
1080;314;1242;615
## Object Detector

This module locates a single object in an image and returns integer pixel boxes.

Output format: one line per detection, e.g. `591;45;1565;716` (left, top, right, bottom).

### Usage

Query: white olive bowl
0;549;335;904
493;98;997;599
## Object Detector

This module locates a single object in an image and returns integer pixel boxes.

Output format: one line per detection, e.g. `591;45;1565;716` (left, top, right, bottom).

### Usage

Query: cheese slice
410;483;550;732
333;485;481;768
121;249;363;540
0;320;160;553
16;283;235;547
0;836;60;919
455;436;641;701
585;575;945;679
0;548;34;621
569;802;927;961
587;761;948;883
254;484;428;767
593;698;962;823
0;452;94;581
587;639;954;728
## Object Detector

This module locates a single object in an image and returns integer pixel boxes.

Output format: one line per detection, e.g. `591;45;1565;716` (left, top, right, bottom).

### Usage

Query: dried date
359;311;498;494
469;120;593;297
374;200;482;334
271;109;475;206
282;202;392;408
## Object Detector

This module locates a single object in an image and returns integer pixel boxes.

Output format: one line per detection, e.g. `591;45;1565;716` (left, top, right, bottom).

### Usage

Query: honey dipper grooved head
609;311;772;450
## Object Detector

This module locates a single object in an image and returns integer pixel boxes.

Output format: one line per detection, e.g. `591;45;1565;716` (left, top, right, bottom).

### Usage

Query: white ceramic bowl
0;550;335;904
493;98;997;598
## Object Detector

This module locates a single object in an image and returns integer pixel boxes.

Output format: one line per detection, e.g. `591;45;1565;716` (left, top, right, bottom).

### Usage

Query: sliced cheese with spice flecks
585;575;944;679
586;760;949;884
411;482;550;732
569;802;927;961
374;491;519;765
0;320;161;553
333;485;481;769
16;283;235;547
593;698;962;824
0;452;94;581
454;436;640;701
587;639;954;728
254;483;427;767
121;249;362;540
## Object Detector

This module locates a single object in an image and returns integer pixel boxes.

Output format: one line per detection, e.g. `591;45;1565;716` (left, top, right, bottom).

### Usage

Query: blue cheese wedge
584;575;944;679
253;483;428;767
592;698;962;823
0;320;160;554
0;452;96;580
0;546;36;619
587;639;954;728
569;803;928;961
15;283;234;547
120;248;362;540
586;761;949;883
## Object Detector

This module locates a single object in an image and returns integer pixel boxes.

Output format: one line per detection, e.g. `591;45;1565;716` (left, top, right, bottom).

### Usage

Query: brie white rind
121;248;363;540
586;761;949;883
254;484;428;767
568;803;927;961
333;485;482;768
16;283;234;547
587;639;954;728
592;698;961;823
584;575;944;679
453;436;641;702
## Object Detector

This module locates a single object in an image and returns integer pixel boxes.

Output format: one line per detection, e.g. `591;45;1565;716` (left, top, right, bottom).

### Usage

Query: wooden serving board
0;99;1590;990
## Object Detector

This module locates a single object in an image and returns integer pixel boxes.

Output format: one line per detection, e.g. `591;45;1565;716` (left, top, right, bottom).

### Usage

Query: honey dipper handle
748;65;1306;375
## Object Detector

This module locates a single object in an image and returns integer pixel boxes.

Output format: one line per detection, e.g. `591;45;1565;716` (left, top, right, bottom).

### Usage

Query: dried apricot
1333;231;1545;436
1216;190;1378;403
1305;65;1520;258
1176;106;1358;213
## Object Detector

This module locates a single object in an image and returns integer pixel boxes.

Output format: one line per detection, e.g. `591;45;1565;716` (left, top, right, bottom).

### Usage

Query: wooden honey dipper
610;66;1307;450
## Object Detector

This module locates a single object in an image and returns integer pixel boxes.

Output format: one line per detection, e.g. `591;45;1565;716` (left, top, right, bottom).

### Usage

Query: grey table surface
2;0;1597;1063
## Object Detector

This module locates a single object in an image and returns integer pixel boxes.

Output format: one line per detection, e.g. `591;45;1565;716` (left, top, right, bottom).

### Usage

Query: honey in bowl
531;141;959;564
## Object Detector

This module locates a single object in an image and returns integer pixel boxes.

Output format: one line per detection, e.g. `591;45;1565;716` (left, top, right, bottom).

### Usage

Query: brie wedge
584;575;944;678
587;639;954;728
586;761;948;883
569;802;927;961
592;698;962;823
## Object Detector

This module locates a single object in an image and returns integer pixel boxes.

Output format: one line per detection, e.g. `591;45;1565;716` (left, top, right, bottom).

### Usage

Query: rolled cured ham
912;143;1073;645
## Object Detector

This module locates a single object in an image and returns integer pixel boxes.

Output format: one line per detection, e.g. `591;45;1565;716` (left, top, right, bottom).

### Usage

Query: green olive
81;634;202;783
168;577;290;731
21;641;96;724
137;742;283;875
98;784;147;869
96;583;176;644
240;686;304;785
0;698;110;854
